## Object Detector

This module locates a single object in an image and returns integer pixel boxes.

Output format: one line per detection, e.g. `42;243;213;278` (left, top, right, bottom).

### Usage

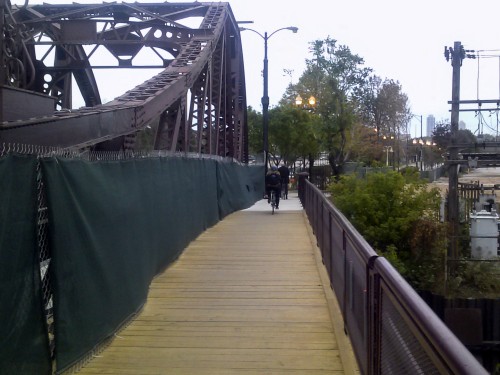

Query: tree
346;123;383;166
357;76;411;168
432;121;477;150
406;218;447;292
377;79;411;138
289;37;372;177
432;122;451;150
278;37;413;175
267;104;320;167
357;75;384;135
246;106;263;156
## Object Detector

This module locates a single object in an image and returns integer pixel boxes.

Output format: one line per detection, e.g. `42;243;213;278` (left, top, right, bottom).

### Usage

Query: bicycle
269;189;277;214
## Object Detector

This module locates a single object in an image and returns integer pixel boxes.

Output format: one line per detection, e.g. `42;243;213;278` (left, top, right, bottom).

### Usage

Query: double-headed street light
412;138;436;171
295;94;317;109
240;26;298;174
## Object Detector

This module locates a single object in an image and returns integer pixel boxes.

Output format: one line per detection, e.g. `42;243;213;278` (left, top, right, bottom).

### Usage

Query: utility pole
445;41;465;262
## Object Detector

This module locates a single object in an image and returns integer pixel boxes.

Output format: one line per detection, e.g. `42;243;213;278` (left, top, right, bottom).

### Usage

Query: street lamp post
413;139;424;171
240;26;298;175
411;114;423;170
383;146;393;166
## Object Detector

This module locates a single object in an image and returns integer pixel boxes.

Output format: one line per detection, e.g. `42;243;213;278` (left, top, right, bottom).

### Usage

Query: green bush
328;171;500;297
328;171;441;254
447;260;500;298
328;170;445;289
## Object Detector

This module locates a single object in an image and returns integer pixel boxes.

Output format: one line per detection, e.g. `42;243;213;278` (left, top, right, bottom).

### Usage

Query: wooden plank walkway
77;193;358;374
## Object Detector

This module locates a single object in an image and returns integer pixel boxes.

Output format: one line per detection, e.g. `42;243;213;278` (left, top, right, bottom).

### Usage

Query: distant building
459;120;466;130
426;115;435;137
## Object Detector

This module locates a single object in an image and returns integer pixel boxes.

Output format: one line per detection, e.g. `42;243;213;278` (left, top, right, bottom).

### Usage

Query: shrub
328;170;444;286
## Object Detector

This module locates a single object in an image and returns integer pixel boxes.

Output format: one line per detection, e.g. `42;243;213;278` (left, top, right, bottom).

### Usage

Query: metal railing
299;178;488;375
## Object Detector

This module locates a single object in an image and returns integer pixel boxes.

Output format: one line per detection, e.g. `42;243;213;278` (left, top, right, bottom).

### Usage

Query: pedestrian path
243;192;304;212
77;192;358;374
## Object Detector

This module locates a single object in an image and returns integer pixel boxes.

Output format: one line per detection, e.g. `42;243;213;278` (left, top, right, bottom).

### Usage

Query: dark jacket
278;165;290;183
265;170;281;188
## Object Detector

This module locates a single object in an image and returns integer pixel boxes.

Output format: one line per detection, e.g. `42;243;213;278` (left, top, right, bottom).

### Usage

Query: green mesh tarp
41;157;220;372
217;163;264;218
0;154;51;375
247;165;265;201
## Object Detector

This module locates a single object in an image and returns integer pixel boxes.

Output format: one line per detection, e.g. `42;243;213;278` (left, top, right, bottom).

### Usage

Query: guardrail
299;178;488;375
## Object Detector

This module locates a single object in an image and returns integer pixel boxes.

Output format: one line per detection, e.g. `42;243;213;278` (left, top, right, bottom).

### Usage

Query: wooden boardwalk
77;193;358;374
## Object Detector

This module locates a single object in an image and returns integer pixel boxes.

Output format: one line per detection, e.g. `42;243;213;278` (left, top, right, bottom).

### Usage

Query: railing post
367;256;381;375
297;172;309;205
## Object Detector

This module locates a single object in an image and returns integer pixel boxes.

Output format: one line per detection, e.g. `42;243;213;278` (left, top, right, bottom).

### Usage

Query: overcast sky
231;0;500;137
12;0;500;137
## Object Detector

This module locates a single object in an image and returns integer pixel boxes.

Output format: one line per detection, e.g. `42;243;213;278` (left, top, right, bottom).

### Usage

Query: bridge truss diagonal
0;1;248;162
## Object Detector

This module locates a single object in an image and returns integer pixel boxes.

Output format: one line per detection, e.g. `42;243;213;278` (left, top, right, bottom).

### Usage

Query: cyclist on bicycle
265;165;282;209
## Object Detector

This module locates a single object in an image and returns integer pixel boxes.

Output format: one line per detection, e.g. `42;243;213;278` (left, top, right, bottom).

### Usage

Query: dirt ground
430;167;500;198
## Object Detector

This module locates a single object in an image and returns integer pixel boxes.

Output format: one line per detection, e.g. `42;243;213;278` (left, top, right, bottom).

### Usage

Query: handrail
373;257;487;375
300;178;488;375
311;181;377;263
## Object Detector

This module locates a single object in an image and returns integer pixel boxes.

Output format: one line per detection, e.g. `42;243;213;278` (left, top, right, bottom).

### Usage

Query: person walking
278;164;290;199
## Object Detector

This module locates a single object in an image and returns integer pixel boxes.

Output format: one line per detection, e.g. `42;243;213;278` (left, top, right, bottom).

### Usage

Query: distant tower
426;115;436;137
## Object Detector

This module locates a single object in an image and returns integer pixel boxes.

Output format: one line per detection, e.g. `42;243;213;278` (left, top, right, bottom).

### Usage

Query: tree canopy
276;37;411;173
358;76;411;138
290;37;372;175
247;106;263;157
328;171;445;289
432;121;477;150
267;105;320;167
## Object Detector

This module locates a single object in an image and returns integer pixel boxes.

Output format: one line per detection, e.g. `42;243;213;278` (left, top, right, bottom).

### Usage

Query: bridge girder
0;1;248;162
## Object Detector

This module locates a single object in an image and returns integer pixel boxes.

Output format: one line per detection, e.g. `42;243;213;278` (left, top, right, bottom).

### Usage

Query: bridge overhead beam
1;2;247;161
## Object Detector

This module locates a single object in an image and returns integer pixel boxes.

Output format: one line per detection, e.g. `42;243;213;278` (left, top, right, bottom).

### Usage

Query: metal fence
299;178;488;375
35;156;55;362
0;143;258;374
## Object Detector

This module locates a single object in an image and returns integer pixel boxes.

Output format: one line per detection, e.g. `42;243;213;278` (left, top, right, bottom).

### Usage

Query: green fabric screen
0;154;51;375
247;165;265;202
41;156;262;372
217;162;264;218
41;156;221;372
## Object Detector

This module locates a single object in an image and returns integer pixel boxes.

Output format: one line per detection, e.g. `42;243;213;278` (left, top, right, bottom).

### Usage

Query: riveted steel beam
0;2;247;161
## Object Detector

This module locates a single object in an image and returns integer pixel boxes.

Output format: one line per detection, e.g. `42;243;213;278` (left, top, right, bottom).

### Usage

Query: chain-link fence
0;142;262;374
35;158;55;362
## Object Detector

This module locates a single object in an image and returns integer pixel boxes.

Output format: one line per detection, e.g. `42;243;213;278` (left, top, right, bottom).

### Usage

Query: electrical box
469;210;499;259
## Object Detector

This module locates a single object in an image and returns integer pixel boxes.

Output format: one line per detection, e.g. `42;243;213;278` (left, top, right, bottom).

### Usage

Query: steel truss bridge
0;0;248;161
